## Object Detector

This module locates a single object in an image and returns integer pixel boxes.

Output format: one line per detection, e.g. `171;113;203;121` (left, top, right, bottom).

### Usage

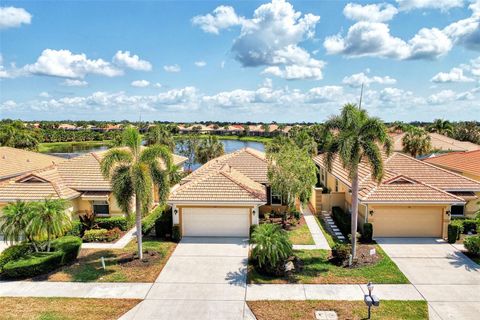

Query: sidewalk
292;206;330;250
81;227;137;249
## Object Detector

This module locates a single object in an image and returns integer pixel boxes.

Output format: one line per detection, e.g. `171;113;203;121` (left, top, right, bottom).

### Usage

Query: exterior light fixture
174;209;178;215
364;282;380;319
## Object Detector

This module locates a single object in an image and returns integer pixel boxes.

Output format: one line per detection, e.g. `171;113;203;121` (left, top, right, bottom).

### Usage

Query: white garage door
182;207;250;237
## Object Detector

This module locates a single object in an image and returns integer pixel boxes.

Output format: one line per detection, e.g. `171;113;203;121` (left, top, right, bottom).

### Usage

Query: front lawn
0;297;140;320
288;219;314;245
39;237;176;282
248;300;428;320
248;246;409;284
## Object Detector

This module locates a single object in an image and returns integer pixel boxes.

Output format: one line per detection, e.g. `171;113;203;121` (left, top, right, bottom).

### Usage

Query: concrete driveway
121;237;251;320
377;238;480;320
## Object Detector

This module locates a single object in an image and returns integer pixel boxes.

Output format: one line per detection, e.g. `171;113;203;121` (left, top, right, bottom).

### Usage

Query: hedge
172;224;182;242
96;216;130;231
464;235;480;256
361;223;373;243
51;236;82;265
462;219;479;234
0;243;31;272
83;228;120;242
2;251;63;278
155;208;172;238
66;220;83;237
142;205;165;235
332;206;351;236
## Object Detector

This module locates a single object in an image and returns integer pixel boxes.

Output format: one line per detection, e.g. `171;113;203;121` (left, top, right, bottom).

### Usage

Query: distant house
58;123;78;131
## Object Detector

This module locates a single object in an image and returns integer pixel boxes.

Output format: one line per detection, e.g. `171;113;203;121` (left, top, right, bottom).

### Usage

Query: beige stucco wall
71;193;125;218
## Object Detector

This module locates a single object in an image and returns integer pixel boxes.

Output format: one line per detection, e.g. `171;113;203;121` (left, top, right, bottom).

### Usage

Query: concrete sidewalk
292;206;330;250
81;227;137;249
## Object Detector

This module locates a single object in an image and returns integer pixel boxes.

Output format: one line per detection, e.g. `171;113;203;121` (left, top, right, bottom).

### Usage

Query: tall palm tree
323;104;392;258
145;124;175;151
195;135;225;164
402;128;432;158
428;119;453;135
101;127;172;259
30;199;71;251
0;200;38;251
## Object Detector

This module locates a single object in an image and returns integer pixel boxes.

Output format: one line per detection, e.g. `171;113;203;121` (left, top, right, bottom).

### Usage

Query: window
451;205;464;216
92;200;109;215
335;179;339;192
271;191;282;205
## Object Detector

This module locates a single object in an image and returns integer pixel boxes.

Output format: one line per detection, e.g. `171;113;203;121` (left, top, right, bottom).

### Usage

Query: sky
0;0;479;122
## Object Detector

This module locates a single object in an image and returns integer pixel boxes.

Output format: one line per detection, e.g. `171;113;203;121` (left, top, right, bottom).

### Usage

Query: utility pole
359;83;364;110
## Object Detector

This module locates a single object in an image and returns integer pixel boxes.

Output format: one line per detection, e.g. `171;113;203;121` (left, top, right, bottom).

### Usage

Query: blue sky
0;0;479;122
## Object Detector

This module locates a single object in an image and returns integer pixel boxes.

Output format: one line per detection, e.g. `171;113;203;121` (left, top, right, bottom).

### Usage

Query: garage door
373;206;443;237
182;207;250;237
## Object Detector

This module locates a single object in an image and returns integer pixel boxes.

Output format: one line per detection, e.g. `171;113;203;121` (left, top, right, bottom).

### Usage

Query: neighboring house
424;150;480;217
312;152;480;238
0;147;188;217
168;148;285;237
391;132;480;153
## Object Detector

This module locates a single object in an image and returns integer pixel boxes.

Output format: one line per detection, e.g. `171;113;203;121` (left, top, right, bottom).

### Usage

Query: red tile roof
423;150;480;178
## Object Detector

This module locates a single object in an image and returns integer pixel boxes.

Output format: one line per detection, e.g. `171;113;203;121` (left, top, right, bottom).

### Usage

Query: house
0;147;188;217
168;148;284;237
311;151;480;238
58;123;78;131
391;132;480;153
424;150;480;217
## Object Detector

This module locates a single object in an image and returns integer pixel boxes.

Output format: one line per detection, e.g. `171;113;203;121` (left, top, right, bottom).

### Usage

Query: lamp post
364;282;380;319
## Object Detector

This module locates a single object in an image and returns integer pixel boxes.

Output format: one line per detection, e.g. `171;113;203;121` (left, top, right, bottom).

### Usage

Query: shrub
82;228;120;242
251;224;292;274
331;243;352;266
66;220;83;237
96;216;129;231
448;224;459;244
464;235;480;256
155;208;172;238
51;236;82;265
142;206;164;235
2;251;63;278
362;223;373;243
249;224;258;237
332;207;351;236
172;224;182;242
462;219;479;234
292;210;301;220
0;243;31;272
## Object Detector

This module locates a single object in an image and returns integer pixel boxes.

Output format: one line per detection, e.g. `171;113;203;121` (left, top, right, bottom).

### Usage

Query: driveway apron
121;237;249;320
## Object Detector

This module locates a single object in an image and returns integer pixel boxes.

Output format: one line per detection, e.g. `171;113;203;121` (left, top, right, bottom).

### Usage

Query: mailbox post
364;282;380;319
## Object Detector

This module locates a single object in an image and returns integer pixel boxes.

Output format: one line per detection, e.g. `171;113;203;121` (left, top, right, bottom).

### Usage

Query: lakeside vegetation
38;140;113;153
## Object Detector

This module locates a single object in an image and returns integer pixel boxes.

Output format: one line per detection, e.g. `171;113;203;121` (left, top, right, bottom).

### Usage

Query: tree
195;135;225;164
29;199;71;251
266;139;317;210
101;127;172;259
0;121;39;150
428;119;453;135
323;103;391;258
402;128;432;157
451;122;480;144
0;201;39;251
251;223;292;272
176;134;201;171
290;127;318;156
145;124;175;151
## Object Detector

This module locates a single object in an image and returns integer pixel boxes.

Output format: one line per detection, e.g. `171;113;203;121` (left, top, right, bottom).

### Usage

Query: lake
44;139;265;170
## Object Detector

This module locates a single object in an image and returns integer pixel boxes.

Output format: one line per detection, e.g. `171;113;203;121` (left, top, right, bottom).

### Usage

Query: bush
292;210;301;220
82;228;120;242
142;206;165;235
448;224;459;244
331;243;352;266
172;224;182;242
51;236;82;265
464;235;480;256
0;243;31;272
362;223;373;243
2;251;63;278
155;208;172;238
462;219;479;234
96;216;129;231
66;220;83;237
332;207;351;236
251;224;292;275
249;224;257;236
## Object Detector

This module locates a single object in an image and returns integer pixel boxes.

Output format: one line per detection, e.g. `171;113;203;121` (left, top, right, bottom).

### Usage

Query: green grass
288;223;315;245
249;245;409;284
248;300;428;320
315;216;337;248
38;140;113;153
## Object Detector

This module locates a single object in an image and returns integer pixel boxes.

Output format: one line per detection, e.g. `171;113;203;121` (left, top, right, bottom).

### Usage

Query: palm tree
402;128;432;157
195;135;225;164
0;121;39;150
145;124;175;151
323;104;392;258
30;199;71;251
0;200;38;251
101;127;172;259
428;119;453;136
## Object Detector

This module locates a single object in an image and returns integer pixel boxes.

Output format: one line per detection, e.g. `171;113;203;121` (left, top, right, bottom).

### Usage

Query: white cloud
343;72;397;87
396;0;465;11
153;82;162;88
0;7;32;30
112;51;152;71
192;5;244;34
164;64;181;73
427;89;456;104
307;86;344;102
431;67;474;82
443;1;480;51
195;0;324;80
131;80;150;88
195;61;207;67
61;79;88;87
0;100;17;111
39;92;50;98
343;3;398;22
24;49;123;79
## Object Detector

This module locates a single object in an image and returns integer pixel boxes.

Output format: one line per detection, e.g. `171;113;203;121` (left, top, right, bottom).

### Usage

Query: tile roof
423;150;480;178
0;165;80;202
391;132;480;152
0;147;66;180
170;163;266;203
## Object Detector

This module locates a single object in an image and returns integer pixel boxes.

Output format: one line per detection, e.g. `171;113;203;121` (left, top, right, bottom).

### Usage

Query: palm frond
110;164;134;215
100;149;133;178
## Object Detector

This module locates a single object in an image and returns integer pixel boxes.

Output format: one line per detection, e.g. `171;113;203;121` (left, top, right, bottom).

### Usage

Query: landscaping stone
315;310;338;320
284;261;295;272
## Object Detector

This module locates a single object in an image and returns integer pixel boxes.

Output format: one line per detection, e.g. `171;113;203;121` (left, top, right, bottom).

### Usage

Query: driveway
121;237;251;320
377;238;480;320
